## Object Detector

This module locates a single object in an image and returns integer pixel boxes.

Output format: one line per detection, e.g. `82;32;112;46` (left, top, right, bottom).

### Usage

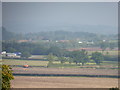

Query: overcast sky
2;2;118;33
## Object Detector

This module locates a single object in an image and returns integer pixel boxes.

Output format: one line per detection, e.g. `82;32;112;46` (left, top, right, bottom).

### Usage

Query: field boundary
13;73;120;78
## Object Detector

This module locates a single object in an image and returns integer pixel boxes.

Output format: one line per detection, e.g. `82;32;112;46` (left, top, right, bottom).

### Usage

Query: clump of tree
68;50;89;66
47;46;65;57
100;42;108;52
2;65;14;89
21;51;31;59
58;57;68;64
91;52;104;65
2;41;64;56
46;49;108;67
109;87;119;90
109;42;117;50
104;55;118;61
47;53;55;67
68;57;73;64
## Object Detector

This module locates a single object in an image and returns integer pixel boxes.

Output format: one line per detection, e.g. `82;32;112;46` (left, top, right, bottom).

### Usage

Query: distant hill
4;25;117;35
2;27;23;41
25;30;98;41
25;30;117;41
2;27;117;41
36;25;117;35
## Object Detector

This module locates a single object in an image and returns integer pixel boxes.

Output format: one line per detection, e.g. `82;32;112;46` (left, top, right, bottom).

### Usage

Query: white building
78;41;83;44
1;51;21;58
6;53;17;57
1;51;6;54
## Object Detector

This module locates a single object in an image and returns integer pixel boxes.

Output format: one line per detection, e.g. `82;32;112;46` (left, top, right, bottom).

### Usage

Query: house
1;51;6;54
1;51;7;57
6;53;17;57
78;41;83;44
86;41;94;44
1;51;21;58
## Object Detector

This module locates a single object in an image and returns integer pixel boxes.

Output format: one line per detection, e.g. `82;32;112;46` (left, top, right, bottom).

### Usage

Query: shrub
2;65;14;89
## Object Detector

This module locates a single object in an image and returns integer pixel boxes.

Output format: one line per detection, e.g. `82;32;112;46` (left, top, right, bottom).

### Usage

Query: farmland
2;59;48;67
3;57;118;78
12;67;118;76
2;58;118;69
87;50;118;56
2;41;118;88
2;3;119;89
2;50;118;88
11;65;118;88
11;76;118;88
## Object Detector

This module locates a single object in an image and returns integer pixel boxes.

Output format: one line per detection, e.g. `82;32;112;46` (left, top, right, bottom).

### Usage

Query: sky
2;2;118;34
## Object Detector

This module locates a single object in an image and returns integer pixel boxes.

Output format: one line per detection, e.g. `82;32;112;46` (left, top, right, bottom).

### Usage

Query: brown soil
12;67;118;76
11;76;118;88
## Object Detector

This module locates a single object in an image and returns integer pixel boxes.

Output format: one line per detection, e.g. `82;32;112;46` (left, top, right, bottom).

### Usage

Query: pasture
2;59;48;67
87;50;118;56
2;58;118;69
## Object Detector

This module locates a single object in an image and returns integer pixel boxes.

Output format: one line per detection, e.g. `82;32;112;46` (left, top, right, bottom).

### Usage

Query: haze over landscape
2;2;118;34
1;2;119;89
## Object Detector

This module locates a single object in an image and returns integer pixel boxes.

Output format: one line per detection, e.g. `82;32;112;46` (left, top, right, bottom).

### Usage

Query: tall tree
21;51;31;58
47;53;55;67
109;43;116;50
58;57;67;64
91;52;104;65
100;42;108;52
70;50;89;65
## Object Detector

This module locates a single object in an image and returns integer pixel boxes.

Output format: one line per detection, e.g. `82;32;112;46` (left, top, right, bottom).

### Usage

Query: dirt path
11;76;118;88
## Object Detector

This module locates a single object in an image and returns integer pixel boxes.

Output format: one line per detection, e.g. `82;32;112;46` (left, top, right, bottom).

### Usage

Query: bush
2;65;14;89
109;87;119;90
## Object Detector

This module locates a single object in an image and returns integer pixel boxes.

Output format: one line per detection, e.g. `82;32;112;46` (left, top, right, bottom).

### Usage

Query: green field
87;50;118;56
2;55;118;69
49;61;118;69
2;59;48;66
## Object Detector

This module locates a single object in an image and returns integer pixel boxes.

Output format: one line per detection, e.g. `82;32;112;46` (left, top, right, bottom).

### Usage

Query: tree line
2;41;118;62
2;41;65;58
47;50;104;66
2;28;117;42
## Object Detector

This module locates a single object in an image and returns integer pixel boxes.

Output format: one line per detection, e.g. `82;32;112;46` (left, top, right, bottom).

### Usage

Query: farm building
6;53;21;58
1;51;21;58
6;53;17;57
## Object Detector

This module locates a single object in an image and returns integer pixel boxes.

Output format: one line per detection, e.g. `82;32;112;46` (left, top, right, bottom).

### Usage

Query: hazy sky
2;2;118;33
